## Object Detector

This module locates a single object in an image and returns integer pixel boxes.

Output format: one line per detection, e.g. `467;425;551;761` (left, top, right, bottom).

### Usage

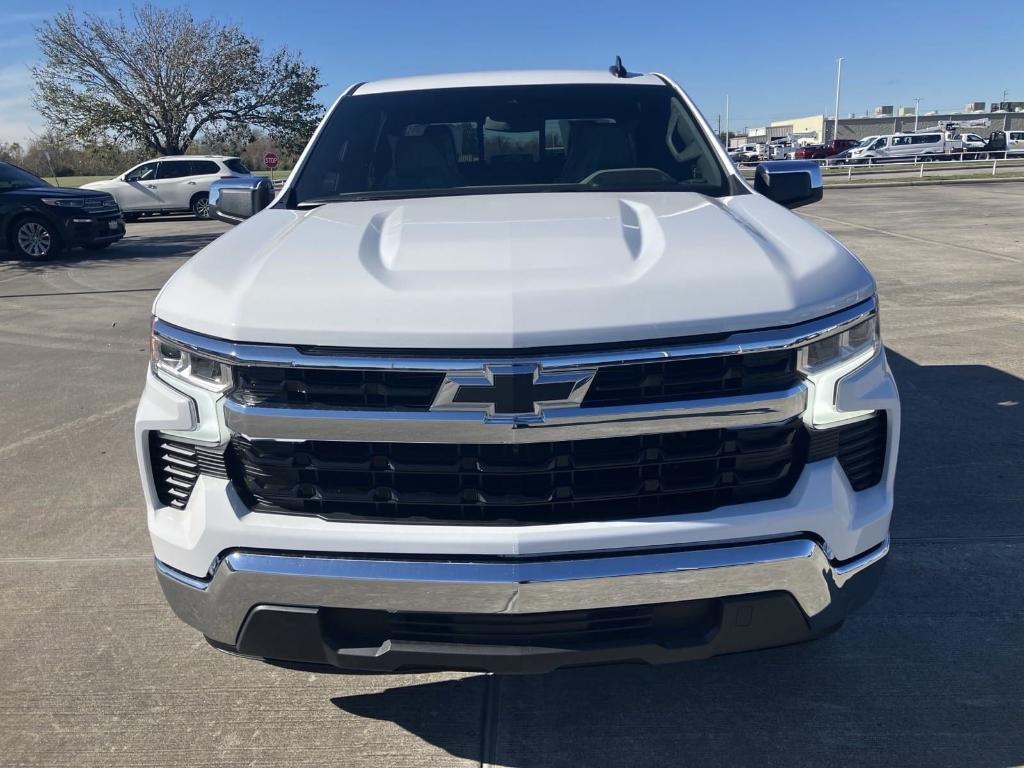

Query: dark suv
1;161;125;260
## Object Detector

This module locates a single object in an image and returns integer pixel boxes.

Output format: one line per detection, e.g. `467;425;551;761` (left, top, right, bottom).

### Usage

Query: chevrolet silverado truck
136;66;899;674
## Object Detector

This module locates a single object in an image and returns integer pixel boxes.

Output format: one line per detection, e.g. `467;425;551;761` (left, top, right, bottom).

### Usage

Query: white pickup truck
136;66;899;674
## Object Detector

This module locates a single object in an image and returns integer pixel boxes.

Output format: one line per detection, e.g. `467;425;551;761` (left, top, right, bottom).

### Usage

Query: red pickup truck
793;139;859;159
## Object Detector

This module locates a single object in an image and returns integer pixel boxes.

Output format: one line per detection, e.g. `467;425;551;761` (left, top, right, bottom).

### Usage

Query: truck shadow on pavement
331;350;1024;768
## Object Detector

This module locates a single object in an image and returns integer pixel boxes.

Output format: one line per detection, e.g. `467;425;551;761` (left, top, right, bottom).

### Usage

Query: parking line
0;400;137;459
0;287;162;299
803;212;1023;264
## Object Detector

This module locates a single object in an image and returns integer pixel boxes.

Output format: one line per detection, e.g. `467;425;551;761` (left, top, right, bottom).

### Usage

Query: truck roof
355;69;666;95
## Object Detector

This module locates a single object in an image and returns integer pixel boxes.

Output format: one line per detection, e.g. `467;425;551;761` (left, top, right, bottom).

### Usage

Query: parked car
139;66;899;674
824;148;856;165
82;155;251;221
729;143;761;162
973;129;1024;158
1007;130;1024;154
1;161;124;260
794;139;860;160
791;144;823;160
953;133;987;150
847;132;953;163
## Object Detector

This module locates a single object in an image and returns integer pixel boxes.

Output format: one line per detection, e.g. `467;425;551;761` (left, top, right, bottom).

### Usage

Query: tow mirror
754;160;823;209
209;176;274;225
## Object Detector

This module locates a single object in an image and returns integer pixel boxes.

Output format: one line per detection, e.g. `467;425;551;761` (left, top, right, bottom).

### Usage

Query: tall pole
914;98;921;132
725;94;730;147
833;57;843;142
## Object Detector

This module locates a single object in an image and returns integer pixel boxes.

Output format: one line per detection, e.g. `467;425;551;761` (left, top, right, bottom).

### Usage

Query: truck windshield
290;83;730;205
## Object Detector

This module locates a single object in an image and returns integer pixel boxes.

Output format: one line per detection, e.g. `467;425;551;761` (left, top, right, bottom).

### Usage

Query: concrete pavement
1;186;1022;767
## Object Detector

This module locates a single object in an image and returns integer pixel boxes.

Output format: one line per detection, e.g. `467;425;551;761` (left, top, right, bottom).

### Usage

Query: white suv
137;67;899;674
83;156;251;220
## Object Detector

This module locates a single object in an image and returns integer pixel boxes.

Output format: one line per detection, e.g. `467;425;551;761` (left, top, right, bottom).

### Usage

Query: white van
851;132;953;162
1007;130;1024;154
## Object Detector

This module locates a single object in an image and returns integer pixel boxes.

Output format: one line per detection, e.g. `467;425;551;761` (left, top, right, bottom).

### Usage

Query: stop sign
263;152;279;169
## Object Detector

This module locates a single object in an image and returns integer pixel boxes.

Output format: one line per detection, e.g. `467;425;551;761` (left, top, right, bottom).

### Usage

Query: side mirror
753;160;822;209
209;176;274;225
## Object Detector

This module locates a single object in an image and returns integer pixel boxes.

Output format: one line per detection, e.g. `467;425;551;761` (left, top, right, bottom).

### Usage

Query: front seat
385;135;461;190
423;125;459;169
557;122;635;183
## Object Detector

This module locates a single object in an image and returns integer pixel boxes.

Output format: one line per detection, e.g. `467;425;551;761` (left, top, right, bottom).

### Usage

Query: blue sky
1;1;1021;144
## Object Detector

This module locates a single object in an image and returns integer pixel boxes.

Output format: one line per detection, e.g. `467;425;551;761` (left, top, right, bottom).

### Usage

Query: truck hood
154;191;874;349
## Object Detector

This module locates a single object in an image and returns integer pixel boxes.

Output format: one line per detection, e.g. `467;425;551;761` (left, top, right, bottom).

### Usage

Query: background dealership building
731;101;1024;146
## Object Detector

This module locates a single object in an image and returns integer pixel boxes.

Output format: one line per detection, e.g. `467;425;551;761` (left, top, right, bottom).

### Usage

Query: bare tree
32;4;323;156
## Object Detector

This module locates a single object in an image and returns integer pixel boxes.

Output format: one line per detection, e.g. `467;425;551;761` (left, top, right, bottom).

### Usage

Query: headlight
798;311;882;426
798;315;880;374
151;332;232;392
41;197;87;208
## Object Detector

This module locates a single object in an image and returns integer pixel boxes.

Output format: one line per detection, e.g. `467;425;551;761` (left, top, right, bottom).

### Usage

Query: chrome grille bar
224;384;807;443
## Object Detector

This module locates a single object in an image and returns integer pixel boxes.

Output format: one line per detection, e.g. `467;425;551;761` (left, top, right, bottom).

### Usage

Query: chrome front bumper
157;536;889;661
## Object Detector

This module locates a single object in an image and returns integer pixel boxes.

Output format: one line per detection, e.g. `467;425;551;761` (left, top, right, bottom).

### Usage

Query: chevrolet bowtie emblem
431;365;596;419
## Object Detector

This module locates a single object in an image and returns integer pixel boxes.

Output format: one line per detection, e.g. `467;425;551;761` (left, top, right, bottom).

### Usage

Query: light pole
725;94;730;147
913;97;921;132
833;57;843;142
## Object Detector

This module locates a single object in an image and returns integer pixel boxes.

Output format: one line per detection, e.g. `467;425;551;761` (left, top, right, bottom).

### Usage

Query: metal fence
737;155;1024;181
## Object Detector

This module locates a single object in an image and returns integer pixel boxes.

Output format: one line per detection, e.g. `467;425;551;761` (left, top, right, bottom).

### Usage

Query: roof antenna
609;55;628;78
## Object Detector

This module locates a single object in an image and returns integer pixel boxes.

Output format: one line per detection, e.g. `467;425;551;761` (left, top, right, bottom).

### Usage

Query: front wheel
192;194;210;220
13;217;62;260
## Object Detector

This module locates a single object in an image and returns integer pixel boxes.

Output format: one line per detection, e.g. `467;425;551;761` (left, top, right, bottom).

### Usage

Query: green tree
32;4;323;156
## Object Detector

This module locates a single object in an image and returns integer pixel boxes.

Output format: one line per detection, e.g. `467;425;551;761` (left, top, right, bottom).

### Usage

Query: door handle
186;181;197;185
145;185;157;189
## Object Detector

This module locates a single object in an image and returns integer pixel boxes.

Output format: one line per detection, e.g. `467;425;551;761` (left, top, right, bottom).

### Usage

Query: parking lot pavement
0;187;1021;767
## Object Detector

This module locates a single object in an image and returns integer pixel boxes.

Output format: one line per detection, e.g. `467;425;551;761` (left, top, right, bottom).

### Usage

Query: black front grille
231;367;445;410
320;600;718;648
807;412;887;491
228;419;806;525
149;434;228;509
583;349;798;407
229;349;798;412
82;195;119;215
